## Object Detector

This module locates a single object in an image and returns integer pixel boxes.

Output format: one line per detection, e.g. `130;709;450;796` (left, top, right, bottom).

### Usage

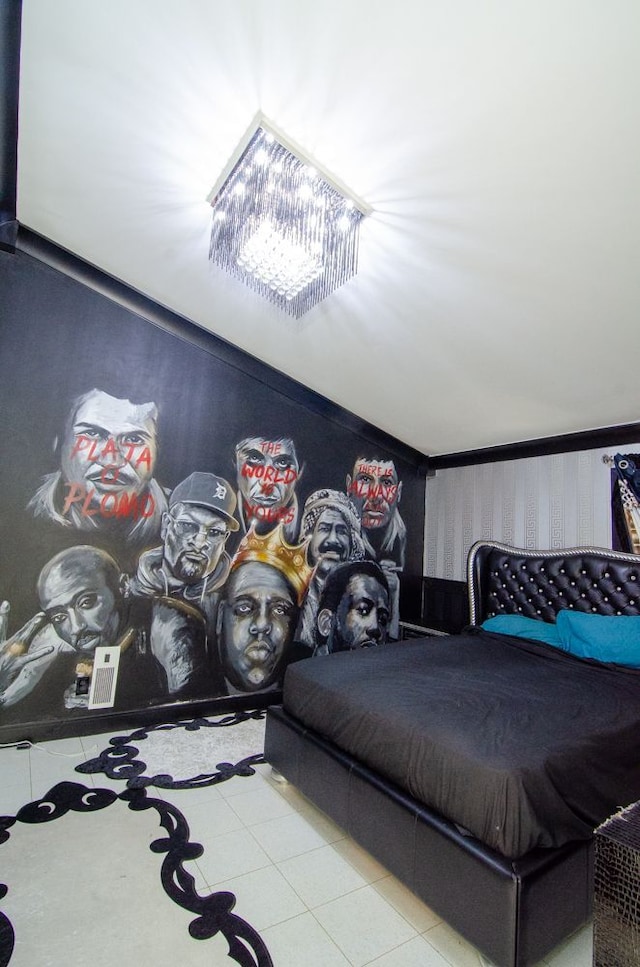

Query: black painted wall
0;245;426;741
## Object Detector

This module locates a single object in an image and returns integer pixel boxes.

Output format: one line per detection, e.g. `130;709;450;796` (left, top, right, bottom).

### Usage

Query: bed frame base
265;705;592;967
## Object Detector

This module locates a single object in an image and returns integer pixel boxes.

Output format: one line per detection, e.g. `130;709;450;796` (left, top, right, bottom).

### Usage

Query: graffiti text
243;501;296;525
241;463;298;485
62;483;156;520
70;434;153;470
349;480;399;503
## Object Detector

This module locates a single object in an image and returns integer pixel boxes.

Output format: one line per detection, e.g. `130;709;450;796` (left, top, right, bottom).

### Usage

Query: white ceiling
16;0;640;457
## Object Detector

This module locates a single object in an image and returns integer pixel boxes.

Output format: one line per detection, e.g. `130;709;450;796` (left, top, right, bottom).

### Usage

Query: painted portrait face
162;503;230;584
218;562;297;691
308;508;352;574
332;573;390;651
235;438;299;525
38;551;122;654
61;390;158;504
347;458;402;531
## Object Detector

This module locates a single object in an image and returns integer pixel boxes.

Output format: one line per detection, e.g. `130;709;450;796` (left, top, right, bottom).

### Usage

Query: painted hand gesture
0;603;57;706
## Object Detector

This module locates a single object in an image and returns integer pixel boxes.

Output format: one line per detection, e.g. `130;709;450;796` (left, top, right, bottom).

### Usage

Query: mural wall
0;250;425;739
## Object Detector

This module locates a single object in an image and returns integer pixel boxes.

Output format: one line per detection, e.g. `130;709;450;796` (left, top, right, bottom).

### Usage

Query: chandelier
207;116;369;317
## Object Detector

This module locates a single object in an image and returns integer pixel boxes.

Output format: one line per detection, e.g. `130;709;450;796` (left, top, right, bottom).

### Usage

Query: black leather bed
264;540;640;967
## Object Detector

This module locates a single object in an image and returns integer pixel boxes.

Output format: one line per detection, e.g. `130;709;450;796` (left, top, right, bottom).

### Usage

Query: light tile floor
0;730;593;967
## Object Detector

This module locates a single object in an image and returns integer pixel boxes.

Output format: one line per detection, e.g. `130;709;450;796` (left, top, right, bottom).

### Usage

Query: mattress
282;629;640;857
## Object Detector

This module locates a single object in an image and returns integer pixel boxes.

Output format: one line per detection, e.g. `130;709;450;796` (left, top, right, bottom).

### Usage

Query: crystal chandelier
207;116;369;317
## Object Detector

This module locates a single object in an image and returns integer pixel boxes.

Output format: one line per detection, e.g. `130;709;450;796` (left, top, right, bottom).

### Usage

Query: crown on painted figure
230;524;314;604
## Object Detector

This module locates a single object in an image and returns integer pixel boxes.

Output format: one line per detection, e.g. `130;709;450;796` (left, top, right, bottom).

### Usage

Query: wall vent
88;646;120;709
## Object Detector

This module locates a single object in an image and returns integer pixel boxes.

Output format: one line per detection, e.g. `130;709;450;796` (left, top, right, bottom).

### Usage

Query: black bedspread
282;629;640;858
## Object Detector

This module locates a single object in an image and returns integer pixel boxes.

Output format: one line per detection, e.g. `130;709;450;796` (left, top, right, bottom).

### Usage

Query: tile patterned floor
0;728;593;966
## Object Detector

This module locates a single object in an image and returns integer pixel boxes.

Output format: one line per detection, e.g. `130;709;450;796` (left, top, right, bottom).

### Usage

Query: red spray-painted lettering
243;502;296;525
349;480;398;502
241;463;298;484
260;440;282;455
354;462;391;478
70;435;152;470
62;483;156;520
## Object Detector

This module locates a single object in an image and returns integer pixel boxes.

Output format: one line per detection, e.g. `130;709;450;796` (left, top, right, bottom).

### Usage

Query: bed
264;540;640;967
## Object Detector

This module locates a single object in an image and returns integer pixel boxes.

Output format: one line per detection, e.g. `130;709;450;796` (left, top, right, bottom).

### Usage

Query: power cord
0;739;99;757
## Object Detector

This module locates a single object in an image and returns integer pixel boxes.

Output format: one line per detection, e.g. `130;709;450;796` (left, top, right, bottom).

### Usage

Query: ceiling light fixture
207;115;370;317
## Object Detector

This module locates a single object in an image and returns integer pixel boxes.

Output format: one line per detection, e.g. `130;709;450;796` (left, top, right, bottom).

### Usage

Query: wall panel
425;447;630;581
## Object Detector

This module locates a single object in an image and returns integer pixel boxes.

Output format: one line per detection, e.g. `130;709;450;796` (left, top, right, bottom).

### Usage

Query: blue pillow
481;614;561;647
556;610;640;667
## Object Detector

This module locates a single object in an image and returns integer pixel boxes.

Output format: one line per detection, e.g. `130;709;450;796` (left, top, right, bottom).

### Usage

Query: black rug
0;711;273;966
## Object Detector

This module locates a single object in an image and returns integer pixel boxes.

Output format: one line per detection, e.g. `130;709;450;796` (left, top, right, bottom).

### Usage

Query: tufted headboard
467;540;640;627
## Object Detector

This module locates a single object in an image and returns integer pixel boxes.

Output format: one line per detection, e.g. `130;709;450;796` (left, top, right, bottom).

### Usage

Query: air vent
88;646;120;709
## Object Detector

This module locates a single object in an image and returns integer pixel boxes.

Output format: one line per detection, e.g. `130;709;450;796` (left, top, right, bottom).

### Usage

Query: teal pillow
481;614;561;647
556;610;640;667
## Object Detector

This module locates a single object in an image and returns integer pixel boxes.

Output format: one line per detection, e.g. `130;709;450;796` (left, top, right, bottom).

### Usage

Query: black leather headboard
467;540;640;626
